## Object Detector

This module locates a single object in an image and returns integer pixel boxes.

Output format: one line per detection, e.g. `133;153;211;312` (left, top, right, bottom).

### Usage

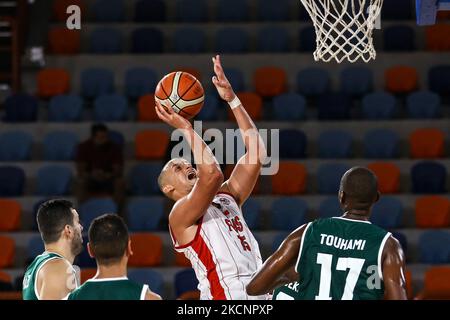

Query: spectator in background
76;124;125;209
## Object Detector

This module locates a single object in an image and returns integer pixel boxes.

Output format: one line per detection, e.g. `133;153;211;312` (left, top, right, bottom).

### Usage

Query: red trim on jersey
191;235;227;300
170;216;204;250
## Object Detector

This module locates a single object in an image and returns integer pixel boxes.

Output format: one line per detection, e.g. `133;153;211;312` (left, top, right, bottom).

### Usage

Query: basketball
155;71;204;119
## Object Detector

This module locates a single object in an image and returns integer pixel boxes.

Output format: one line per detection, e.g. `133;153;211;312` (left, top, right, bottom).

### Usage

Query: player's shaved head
339;167;379;211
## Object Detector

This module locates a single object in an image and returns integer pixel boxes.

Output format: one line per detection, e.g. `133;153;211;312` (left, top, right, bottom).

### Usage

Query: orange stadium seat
405;269;413;300
385;66;418;94
224;164;260;194
271;162;306;195
174;252;192;267
0;270;11;284
409;128;445;159
0;199;21;231
178;291;200;300
128;233;163;267
0;235;15;268
421;267;450;299
227;92;263;121
53;0;85;22
135;130;169;160
137;94;159;122
80;268;97;284
425;24;450;51
367;162;401;194
253;67;287;97
37;68;70;98
415;196;450;228
48;27;81;55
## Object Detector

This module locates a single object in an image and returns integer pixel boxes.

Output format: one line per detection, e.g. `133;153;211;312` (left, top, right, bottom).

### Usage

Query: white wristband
228;96;241;109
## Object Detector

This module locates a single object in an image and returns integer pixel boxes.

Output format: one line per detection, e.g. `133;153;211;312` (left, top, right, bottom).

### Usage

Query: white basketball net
300;0;384;63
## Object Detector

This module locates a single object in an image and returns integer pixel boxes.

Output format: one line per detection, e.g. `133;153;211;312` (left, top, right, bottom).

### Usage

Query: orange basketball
155;71;204;119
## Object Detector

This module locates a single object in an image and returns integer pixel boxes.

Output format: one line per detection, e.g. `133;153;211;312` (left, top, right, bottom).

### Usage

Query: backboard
417;0;450;25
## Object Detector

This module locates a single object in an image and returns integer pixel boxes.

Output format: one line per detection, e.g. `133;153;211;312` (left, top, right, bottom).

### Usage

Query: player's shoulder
40;257;69;275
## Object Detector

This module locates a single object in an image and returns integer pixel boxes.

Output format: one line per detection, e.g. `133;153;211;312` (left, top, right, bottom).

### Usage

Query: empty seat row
48;24;450;55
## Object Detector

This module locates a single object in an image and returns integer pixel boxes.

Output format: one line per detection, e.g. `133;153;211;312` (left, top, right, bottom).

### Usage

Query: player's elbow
245;280;261;296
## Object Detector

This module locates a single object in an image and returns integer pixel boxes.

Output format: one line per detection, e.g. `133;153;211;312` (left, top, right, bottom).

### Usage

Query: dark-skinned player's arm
212;55;267;207
246;225;307;296
382;236;408;300
155;101;224;232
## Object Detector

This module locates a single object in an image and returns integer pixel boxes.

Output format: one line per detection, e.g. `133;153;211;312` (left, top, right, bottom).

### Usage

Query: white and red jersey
170;192;266;300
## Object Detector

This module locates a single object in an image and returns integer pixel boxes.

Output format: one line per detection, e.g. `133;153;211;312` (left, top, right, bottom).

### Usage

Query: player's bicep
39;262;73;300
145;289;162;300
382;237;408;300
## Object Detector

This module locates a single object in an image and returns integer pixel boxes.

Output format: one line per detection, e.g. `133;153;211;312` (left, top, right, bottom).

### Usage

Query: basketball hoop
300;0;384;63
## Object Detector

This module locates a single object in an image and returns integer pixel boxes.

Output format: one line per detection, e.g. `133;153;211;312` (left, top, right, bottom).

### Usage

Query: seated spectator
76;124;125;208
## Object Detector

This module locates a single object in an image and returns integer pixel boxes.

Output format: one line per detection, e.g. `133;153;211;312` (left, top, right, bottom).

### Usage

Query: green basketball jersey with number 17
294;217;390;300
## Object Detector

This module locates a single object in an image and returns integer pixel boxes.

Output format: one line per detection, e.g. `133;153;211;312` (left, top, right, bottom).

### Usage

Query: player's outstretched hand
155;100;192;130
212;55;236;102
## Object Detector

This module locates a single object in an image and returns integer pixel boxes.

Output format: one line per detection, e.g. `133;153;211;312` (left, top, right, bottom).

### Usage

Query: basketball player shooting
155;55;267;300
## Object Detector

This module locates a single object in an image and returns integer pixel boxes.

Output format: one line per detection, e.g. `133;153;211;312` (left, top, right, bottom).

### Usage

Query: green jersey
273;282;300;300
68;277;148;300
295;217;390;300
22;251;78;300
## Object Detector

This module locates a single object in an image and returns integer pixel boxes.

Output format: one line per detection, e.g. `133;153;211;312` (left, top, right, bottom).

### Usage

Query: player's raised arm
211;55;267;206
246;225;306;296
155;102;224;231
382;236;408;300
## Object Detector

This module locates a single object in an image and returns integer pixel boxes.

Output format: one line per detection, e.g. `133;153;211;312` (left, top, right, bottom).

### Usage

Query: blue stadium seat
257;26;290;52
36;165;72;196
0;166;25;196
80;68;114;99
407;91;441;119
298;26;316;52
48;95;83;122
363;129;399;159
129;269;164;295
279;129;307;159
27;235;44;262
131;28;164;53
79;198;118;227
109;130;125;147
125;67;157;100
127;198;164;231
215;28;248;53
173;28;206;53
272;232;290;252
176;0;208;22
428;65;450;97
4;94;38;122
362;92;397;120
317;163;350;194
75;236;96;268
196;94;219;121
384;25;415;52
273;93;306;121
217;0;249;21
297;68;330;96
92;0;125;22
318;197;342;218
129;164;162;195
134;0;166;22
0;131;32;161
242;198;261;230
94;94;128;121
340;67;373;96
257;0;290;21
89;28;122;54
411;161;447;194
370;197;403;229
317;93;352;120
43;131;78;161
418;231;450;263
174;268;199;298
382;0;413;20
391;231;408;255
271;198;307;231
318;130;353;159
